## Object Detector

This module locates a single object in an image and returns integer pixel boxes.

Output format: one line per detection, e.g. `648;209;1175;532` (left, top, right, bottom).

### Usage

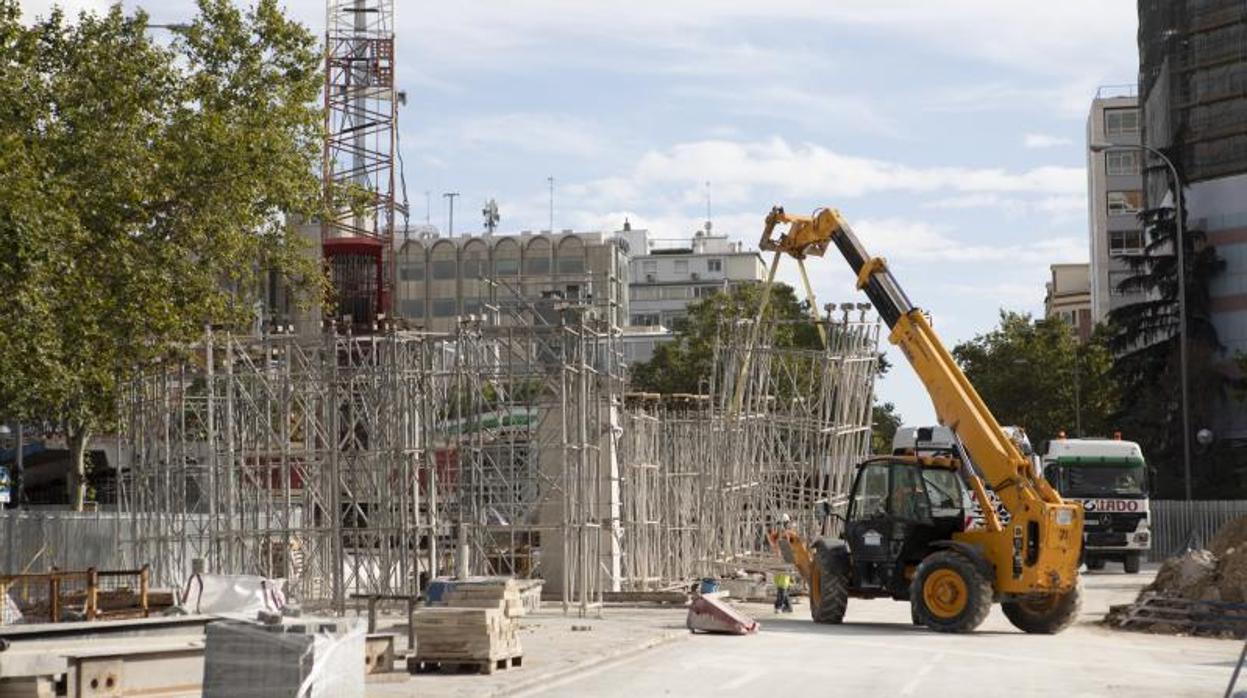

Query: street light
1089;140;1191;500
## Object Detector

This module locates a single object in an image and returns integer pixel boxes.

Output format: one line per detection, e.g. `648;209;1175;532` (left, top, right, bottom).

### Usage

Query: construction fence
1149;499;1247;561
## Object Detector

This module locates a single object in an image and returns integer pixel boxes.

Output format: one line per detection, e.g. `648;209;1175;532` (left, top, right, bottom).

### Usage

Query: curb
498;628;688;696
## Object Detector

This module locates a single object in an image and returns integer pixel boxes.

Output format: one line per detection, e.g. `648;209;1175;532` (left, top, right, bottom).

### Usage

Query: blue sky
27;0;1140;425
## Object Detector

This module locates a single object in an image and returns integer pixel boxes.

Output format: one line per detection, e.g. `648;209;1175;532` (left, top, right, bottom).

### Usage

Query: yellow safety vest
775;572;792;589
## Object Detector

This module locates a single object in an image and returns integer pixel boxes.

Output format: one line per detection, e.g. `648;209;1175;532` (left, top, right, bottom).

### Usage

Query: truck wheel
1085;556;1106;571
1001;583;1082;634
1123;553;1141;574
911;551;993;633
810;545;849;624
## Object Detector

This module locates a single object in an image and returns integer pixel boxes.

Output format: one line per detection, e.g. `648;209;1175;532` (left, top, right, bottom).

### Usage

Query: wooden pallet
1109;594;1247;636
407;653;523;675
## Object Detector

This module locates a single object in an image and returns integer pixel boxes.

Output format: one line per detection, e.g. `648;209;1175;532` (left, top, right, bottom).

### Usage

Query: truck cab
1041;438;1151;573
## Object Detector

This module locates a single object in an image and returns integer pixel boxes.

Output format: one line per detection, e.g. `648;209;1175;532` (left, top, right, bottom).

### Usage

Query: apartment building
1087;87;1149;324
621;224;767;328
1044;263;1093;343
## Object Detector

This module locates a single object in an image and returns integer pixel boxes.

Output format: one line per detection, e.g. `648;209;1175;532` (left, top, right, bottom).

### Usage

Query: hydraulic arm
763;206;1083;596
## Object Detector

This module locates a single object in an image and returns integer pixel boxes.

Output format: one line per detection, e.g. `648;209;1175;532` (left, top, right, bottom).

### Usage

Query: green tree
871;401;903;454
630;283;826;395
0;0;323;509
1108;189;1243;497
952;312;1118;447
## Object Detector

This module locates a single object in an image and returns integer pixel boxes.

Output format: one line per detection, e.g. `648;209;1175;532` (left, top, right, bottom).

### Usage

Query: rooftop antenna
547;176;554;233
482;198;500;234
443;192;460;236
705;180;713;234
425;190;431;224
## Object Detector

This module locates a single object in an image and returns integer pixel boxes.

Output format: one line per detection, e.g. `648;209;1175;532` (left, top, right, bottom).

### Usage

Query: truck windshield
1063;465;1146;497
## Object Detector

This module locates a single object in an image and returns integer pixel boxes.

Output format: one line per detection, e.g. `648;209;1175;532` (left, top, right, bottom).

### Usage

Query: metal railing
1;566;149;624
1149;499;1247;561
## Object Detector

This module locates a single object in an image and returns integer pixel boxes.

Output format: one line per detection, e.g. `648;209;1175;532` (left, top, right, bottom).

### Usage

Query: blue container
425;579;455;604
699;578;719;594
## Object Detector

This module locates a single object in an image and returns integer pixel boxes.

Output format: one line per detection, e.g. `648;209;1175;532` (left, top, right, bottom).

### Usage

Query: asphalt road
519;568;1244;698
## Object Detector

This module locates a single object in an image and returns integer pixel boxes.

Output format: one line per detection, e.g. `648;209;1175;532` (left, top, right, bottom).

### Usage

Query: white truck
1041;437;1151;573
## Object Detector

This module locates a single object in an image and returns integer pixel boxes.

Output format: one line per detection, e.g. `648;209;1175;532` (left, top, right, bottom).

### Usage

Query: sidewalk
365;604;691;698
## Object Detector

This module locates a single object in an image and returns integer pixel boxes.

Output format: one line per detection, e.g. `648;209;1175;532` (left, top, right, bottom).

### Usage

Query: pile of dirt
1105;516;1247;637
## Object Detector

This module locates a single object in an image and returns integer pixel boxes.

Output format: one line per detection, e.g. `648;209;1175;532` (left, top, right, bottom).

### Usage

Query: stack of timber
408;608;522;675
411;577;526;674
432;578;527;619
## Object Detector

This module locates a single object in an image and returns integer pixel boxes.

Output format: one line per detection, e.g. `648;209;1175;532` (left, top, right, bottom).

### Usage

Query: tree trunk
68;426;91;512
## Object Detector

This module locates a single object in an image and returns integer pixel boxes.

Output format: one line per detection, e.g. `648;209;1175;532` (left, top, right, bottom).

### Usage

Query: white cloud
622;138;1084;204
850;217;1086;266
1024;133;1075;149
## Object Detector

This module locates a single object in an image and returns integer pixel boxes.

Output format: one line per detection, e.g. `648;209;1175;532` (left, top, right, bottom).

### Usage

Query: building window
660;286;692;300
1108;229;1145;255
641;260;657;274
1104;108;1139;137
432;298;457;317
558;256;584;274
525;255;550;274
1107;190;1143;216
695;286;719;298
399;263;425;281
399;299;425;318
1105;150;1140;176
462;300;483;315
707;258;722;273
1108;271;1133;296
674;260;689;274
495;258;520;275
462;254;486;279
431;259;457;280
631;313;660;326
631;286;660;301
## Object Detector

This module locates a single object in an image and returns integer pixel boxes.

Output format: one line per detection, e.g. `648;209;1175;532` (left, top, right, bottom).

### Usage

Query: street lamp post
1090;141;1191;500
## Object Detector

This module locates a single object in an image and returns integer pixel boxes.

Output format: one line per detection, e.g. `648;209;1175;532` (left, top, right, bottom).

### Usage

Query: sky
22;0;1141;425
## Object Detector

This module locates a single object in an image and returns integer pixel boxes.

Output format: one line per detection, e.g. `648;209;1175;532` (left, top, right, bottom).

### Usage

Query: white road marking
899;652;944;695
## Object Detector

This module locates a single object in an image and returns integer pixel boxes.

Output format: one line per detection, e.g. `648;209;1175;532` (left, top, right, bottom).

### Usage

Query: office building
1138;0;1247;443
394;229;629;332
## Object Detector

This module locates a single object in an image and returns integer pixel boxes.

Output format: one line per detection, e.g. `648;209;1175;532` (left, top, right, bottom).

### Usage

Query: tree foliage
953;311;1119;448
629;282;826;395
1107;193;1244;498
0;0;323;508
871;401;902;454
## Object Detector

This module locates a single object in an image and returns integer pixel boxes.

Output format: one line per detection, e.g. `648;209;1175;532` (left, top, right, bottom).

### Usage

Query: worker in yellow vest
773;570;793;613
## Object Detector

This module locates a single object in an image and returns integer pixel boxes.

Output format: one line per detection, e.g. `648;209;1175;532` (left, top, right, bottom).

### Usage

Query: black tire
810;544;849;624
1123;553;1141;574
1085;556;1106;571
1001;583;1083;634
911;551;993;634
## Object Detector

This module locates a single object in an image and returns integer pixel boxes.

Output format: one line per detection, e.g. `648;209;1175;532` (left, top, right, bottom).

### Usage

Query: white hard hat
780;513;791;523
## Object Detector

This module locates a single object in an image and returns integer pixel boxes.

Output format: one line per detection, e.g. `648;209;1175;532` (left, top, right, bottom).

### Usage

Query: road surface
519;568;1243;697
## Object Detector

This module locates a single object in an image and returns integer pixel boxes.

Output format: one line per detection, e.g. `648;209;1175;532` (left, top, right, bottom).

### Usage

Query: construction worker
773;569;794;613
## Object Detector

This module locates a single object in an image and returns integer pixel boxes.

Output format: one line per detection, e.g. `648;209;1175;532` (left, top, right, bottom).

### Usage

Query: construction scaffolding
117;295;879;611
617;309;880;589
119;287;624;616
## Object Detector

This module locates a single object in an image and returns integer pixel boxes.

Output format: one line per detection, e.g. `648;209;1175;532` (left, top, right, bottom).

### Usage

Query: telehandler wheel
1001;582;1083;634
911;551;993;633
810;545;849;624
1123;553;1141;574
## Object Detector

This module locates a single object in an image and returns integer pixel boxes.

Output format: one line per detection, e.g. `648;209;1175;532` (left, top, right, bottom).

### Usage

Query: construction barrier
1149;499;1247;561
